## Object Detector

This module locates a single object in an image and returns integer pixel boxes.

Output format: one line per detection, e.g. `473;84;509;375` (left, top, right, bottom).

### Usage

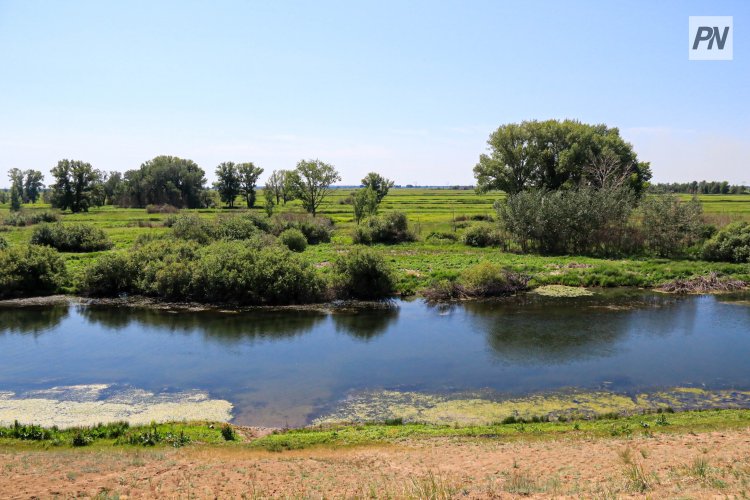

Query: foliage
8;168;23;211
49;159;102;213
265;169;294;205
352;187;379;224
361;172;395;203
81;252;134;296
221;424;237;441
214;161;242;207
145;203;179;214
290;159;341;216
170;214;216;244
424;262;529;301
0;244;67;299
702;222;750;263
238;162;264;208
474;120;651;195
426;231;459;243
0;236;6;250
463;223;503;248
264;186;275;216
272;213;333;244
121;155;207;208
3;211;59;227
641;194;704;258
30;223;114;252
353;212;416;245
23;169;45;203
333;248;396;300
497;187;637;255
279;228;308;252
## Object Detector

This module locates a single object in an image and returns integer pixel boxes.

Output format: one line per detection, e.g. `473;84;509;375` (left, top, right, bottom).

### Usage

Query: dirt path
1;428;749;498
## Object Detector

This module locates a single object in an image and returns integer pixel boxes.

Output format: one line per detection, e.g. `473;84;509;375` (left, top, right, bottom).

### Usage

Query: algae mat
315;387;750;425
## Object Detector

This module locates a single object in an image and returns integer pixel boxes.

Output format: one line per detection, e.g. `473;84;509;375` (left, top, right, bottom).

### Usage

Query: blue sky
1;0;748;187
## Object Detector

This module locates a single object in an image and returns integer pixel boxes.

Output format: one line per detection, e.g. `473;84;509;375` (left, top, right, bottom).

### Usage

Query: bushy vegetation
463;223;504;248
353;212;416;245
272;213;332;244
3;210;59;227
0;236;6;250
640;195;704;258
170;213;271;243
145;203;179;214
702;222;750;263
0;244;67;299
30;223;113;252
81;239;325;305
279;228;307;252
333;248;396;300
497;187;636;255
424;262;529;301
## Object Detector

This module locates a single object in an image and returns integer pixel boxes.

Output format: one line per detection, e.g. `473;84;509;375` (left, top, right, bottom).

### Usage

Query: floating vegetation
314;387;750;426
531;285;594;297
0;384;232;428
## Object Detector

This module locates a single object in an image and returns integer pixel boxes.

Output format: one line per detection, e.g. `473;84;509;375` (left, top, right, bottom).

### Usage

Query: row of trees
650;181;747;195
6;169;45;211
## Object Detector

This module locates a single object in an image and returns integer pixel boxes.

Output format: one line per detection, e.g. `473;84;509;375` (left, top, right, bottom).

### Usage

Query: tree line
649;181;747;195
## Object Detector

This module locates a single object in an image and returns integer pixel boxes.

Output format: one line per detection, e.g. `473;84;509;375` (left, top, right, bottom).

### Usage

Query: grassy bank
2;409;749;452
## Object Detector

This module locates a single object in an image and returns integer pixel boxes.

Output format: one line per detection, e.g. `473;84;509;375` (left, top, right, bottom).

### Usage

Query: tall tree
50;159;100;213
8;168;23;211
237;162;264;208
103;171;124;205
352;187;379;224
23;170;44;204
214;162;242;207
290;159;341;216
265;170;286;205
361;172;394;203
122;156;207;208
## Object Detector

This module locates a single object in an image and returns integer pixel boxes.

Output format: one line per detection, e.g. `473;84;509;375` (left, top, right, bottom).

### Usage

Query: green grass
2;190;750;296
2;409;749;452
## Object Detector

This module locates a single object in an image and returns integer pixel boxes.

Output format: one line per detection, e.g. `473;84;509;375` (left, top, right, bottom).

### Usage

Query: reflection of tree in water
0;306;69;337
461;292;681;364
79;306;327;344
332;306;400;341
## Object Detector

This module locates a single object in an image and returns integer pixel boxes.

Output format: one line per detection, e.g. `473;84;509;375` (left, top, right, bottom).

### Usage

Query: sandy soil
1;428;749;498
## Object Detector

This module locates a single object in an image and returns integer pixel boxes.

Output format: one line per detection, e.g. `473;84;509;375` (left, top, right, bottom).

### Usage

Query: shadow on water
0;306;69;337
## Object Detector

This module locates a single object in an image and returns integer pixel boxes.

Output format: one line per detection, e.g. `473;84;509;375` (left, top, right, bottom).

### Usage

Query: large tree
474;120;651;195
265;170;287;205
23;170;44;204
214;162;242;207
361;172;394;203
8;168;23;211
122;156;207;208
49;160;101;213
290;159;341;216
237;162;264;208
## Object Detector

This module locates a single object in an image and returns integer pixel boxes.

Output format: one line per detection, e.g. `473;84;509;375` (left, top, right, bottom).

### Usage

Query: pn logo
689;16;733;60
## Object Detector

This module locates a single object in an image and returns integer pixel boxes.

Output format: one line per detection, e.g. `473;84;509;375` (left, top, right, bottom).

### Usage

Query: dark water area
1;290;749;426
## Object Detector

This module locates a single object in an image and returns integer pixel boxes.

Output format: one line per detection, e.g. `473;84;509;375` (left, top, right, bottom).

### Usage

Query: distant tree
121;156;206;208
237;162;264;208
265;170;287;205
263;187;275;216
103;171;125;205
0;190;7;204
641;194;704;258
214;162;242;208
8;169;23;211
474;120;651;195
290;159;341;216
23;170;44;204
361;172;394;203
352;187;379;224
282;170;299;204
49;160;101;213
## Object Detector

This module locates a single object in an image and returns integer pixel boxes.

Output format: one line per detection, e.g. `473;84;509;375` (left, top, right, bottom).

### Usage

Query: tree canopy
214;162;242;208
49;159;101;213
122;156;207;208
474;120;652;195
361;172;394;203
290;159;341;216
237;162;264;208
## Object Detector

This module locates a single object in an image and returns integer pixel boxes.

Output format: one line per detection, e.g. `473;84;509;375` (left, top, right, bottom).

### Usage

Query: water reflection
331;306;400;341
0;306;69;336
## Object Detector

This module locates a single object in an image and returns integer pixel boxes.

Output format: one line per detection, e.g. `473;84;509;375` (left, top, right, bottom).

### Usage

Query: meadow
2;189;750;295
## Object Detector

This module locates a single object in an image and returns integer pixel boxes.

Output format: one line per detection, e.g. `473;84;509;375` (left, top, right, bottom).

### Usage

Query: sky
0;0;748;187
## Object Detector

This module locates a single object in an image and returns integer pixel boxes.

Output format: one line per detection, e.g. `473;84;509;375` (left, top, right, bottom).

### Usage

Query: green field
2;189;750;294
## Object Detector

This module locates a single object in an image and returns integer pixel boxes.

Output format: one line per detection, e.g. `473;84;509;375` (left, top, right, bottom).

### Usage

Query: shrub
131;239;200;299
214;215;260;241
3;211;59;227
463;224;503;247
279;228;307;252
702;221;750;263
80;252;134;296
30;223;113;252
0;244;67;299
352;212;416;245
426;231;459;243
221;424;237;441
0;236;6;250
170;214;215;244
497;187;636;255
145;204;179;214
273;213;332;244
423;262;529;301
640;195;704;258
191;241;324;305
333;248;396;300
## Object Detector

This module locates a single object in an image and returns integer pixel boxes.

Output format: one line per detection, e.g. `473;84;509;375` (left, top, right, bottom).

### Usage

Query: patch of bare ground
1;428;749;498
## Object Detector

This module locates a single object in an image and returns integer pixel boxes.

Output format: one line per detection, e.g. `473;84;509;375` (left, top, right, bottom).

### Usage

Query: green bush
0;236;7;250
423;262;529;301
273;213;332;244
214;215;259;241
426;231;459;243
279;228;307;252
463;224;503;247
131;239;200;299
3;211;59;227
640;195;704;258
352;212;416;245
145;204;179;214
0;244;67;299
80;252;134;296
702;222;750;263
30;223;113;252
170;214;215;244
333;248;396;300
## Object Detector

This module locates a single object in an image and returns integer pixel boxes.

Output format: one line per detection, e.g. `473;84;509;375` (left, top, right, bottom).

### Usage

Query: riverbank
1;410;749;498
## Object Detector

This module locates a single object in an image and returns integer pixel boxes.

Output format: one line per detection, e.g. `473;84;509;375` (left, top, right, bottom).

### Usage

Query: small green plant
656;413;670;426
279;228;307;252
71;430;93;447
221;424;237;441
